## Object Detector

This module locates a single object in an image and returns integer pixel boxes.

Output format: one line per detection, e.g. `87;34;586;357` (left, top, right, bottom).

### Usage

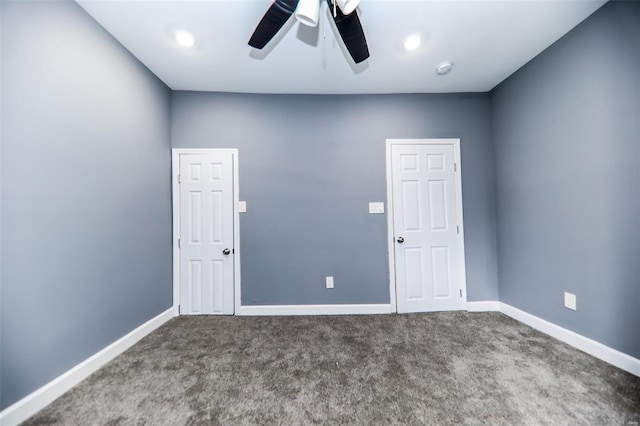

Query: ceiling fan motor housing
336;0;360;15
249;0;369;64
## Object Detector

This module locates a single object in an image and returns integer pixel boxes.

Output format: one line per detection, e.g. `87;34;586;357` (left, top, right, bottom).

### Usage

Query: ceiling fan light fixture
336;0;360;15
404;34;421;51
175;30;195;47
295;0;320;27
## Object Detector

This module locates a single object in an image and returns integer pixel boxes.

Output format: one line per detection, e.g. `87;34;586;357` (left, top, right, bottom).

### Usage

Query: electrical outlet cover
326;276;334;289
564;292;576;310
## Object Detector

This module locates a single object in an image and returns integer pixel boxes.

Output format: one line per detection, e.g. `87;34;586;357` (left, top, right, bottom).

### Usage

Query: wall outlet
326;276;334;289
564;292;576;311
238;201;247;213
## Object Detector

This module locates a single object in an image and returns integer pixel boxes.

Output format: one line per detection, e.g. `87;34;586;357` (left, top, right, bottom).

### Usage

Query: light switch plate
239;201;247;213
369;202;384;214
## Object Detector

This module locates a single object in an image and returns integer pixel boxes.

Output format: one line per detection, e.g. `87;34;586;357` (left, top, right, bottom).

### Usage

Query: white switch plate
326;276;334;289
369;202;384;214
238;201;247;213
564;292;576;310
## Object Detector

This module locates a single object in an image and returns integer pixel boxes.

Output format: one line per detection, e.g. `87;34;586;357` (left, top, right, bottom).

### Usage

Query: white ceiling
77;0;606;94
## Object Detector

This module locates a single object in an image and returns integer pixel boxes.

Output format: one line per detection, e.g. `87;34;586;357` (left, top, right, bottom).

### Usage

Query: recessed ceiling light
437;61;453;75
404;34;421;51
175;30;194;48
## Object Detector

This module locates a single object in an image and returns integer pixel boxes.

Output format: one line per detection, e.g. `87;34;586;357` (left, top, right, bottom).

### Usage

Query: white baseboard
499;303;640;377
3;302;637;426
466;301;501;312
237;304;393;316
0;308;175;426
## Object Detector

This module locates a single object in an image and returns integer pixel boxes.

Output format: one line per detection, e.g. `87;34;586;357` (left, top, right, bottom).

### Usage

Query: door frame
385;138;468;313
171;148;241;316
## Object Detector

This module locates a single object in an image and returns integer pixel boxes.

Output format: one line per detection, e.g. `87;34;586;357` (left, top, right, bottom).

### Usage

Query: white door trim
385;138;468;312
172;148;241;316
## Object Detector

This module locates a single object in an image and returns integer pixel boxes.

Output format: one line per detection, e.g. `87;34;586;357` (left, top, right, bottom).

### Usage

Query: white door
179;152;235;315
390;141;466;313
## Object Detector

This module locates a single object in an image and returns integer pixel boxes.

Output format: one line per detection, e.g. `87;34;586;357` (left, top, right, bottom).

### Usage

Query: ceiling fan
248;0;370;64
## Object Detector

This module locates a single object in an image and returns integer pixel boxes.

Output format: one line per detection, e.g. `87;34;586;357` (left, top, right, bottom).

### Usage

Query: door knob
396;237;404;243
222;248;231;255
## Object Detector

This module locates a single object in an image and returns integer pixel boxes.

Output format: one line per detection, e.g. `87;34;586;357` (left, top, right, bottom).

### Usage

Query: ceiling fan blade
326;0;369;63
249;0;300;49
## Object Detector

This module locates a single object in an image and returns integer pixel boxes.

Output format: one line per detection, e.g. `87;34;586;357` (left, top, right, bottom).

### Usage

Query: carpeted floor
24;312;640;425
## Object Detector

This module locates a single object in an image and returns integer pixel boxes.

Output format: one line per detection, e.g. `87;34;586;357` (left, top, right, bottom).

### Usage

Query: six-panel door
179;153;235;315
391;143;464;313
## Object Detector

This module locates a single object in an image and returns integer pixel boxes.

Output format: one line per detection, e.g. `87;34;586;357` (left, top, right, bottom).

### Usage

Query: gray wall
172;92;499;305
0;1;173;408
492;1;640;358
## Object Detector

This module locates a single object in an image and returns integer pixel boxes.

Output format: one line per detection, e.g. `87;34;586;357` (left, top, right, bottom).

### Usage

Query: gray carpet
24;312;640;425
